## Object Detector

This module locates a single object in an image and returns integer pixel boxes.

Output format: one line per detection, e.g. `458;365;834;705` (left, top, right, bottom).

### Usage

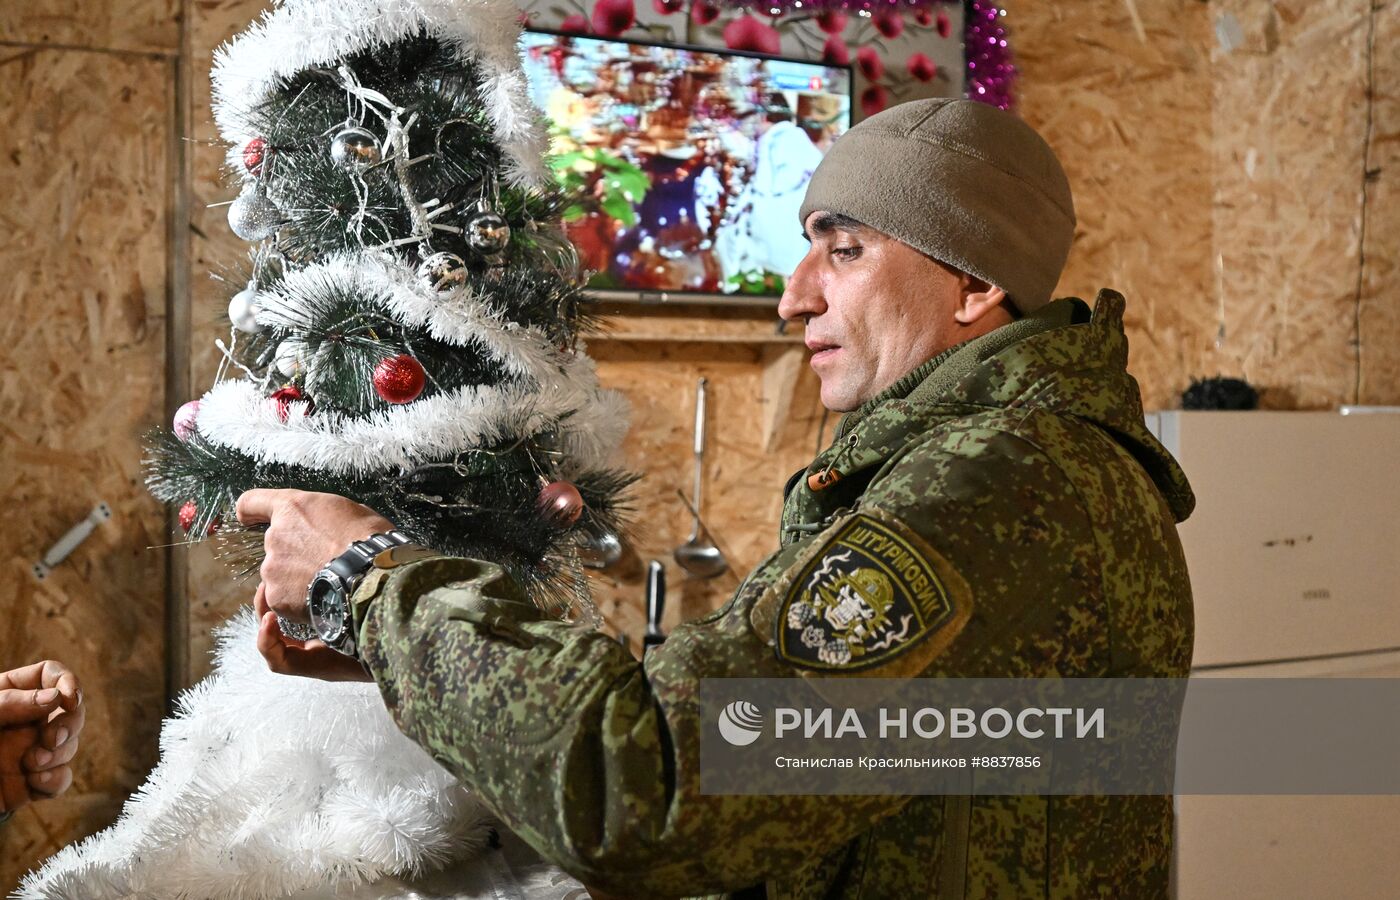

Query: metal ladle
578;529;623;569
673;377;728;579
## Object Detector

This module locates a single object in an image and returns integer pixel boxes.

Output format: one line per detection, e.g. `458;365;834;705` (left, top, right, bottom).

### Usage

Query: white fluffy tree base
14;609;583;900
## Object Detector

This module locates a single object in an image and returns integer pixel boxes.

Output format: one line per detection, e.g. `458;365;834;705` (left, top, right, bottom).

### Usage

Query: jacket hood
836;288;1195;523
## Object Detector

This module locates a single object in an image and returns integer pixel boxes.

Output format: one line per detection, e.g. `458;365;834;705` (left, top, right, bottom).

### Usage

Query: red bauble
723;15;781;55
821;35;849;67
243;137;268;173
537;480;585;526
373;355;427;404
271;385;313;422
907;52;937;83
816;11;847;34
856;47;884;81
860;84;889;117
178;500;221;536
691;0;721;26
178;499;197;532
936;11;952;38
559;13;588;33
914;8;933;27
590;0;635;38
872;10;904;39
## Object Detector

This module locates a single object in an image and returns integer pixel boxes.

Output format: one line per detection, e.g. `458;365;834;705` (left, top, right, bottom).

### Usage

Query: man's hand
253;583;374;682
1;660;84;815
234;488;394;622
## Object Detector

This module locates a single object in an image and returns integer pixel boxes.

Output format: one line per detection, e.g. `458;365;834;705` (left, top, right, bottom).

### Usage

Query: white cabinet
1147;411;1400;899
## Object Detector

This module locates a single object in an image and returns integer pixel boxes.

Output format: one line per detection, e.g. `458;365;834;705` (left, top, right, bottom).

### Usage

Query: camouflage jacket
350;288;1195;899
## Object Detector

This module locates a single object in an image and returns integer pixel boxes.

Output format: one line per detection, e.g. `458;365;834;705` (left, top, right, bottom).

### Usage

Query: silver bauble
330;125;381;172
465;210;511;256
227;282;262;333
417;251;468;293
228;181;282;241
274;340;302;377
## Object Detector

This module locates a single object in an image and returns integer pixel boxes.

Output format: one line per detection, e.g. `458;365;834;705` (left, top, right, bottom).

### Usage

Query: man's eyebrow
806;213;869;239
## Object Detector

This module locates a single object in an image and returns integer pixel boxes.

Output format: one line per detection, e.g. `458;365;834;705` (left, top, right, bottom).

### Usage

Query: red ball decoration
872;10;904;40
270;385;313;422
860;85;889;117
178;499;197;532
856;47;884;81
821;35;849;67
178;500;221;536
816;11;847;34
723;15;781;55
691;0;720;26
243;137;268;173
907;52;938;83
537;480;585;527
373;355;427;405
590;0;635;38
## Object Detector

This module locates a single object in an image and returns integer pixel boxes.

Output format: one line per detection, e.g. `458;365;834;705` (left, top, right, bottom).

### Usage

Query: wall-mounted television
521;28;853;303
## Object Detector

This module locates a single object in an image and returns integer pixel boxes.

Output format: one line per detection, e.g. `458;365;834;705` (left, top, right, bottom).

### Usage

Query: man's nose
778;252;824;322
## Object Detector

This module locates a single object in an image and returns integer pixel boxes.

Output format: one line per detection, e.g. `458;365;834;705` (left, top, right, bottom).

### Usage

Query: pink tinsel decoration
966;0;1017;111
722;0;949;10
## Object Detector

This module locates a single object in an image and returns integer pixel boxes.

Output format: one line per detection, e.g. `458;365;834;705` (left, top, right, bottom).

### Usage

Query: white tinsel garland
15;610;498;900
211;0;548;188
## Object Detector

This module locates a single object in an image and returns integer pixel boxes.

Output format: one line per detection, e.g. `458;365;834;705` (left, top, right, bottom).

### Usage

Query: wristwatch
307;530;416;657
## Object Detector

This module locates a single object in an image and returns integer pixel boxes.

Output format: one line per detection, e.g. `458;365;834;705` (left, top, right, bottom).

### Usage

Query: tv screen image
521;30;852;298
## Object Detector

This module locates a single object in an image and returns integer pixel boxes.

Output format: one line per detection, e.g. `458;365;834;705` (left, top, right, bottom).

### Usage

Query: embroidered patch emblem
776;514;961;672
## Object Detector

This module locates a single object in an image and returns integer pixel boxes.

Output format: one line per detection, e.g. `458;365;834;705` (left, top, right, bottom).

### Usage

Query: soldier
238;98;1195;898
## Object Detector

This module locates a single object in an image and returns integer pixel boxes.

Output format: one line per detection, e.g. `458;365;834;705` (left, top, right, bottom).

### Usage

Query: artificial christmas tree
150;0;631;616
17;0;626;896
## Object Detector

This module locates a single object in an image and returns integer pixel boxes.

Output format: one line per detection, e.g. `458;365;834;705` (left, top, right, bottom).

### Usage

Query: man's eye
831;246;862;260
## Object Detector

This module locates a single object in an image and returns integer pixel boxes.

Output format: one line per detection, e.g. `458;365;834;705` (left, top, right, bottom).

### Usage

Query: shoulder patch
766;511;973;675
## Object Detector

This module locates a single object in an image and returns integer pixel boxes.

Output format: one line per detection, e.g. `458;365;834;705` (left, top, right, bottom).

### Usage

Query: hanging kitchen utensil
578;529;623;569
644;560;667;652
673;377;728;579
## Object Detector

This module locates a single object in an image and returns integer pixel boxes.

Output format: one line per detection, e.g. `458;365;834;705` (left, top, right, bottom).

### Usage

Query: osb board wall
0;42;173;892
1356;1;1400;402
1015;0;1214;412
1017;0;1399;411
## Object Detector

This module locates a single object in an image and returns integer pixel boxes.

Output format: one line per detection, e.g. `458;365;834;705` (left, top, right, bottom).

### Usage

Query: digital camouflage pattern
350;288;1195;899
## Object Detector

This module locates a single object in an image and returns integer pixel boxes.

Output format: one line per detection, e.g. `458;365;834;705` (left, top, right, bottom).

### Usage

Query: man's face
778;211;975;412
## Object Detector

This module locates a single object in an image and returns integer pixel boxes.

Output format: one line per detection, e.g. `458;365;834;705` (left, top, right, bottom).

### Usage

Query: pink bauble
537;480;585;526
173;400;201;442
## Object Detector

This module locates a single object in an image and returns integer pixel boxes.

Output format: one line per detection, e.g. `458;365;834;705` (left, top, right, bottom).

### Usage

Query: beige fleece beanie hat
799;98;1076;315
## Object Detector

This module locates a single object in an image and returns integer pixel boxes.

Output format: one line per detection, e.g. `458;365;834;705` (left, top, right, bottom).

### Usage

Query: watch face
309;576;347;644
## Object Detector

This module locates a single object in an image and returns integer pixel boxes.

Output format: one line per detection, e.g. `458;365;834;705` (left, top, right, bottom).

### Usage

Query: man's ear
952;273;1009;325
